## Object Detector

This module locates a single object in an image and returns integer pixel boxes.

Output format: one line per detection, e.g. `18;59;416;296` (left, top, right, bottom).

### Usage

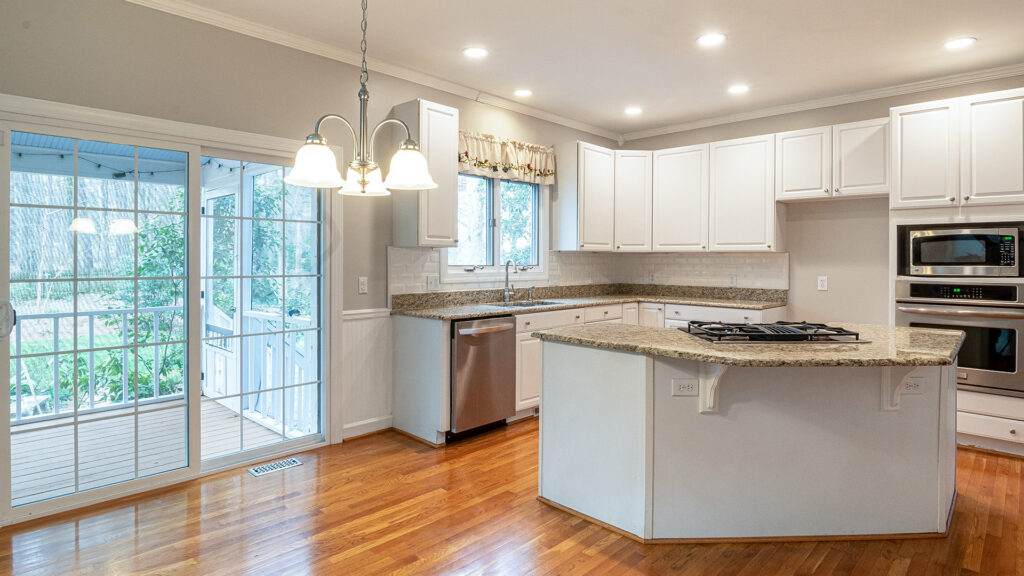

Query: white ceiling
134;0;1024;139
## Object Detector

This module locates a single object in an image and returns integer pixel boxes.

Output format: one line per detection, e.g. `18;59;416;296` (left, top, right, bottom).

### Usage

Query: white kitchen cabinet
832;118;889;197
623;302;639;325
709;135;777;251
639;303;665;327
553;141;616;251
392;99;459;246
584;304;623;323
652;145;709;251
614;151;653;251
960;88;1024;206
775;127;831;201
665;304;787;328
890;98;961;209
515;308;584;411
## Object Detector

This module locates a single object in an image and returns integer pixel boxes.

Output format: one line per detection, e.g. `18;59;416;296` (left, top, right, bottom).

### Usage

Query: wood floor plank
1;419;1023;575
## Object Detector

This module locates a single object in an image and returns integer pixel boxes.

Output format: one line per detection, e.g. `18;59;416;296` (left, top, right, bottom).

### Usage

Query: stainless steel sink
494;300;560;308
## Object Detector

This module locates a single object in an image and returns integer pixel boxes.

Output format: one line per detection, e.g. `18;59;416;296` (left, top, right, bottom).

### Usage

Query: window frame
441;175;548;284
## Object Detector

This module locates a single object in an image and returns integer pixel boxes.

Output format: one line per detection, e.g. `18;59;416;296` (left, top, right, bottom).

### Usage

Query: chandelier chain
359;0;369;89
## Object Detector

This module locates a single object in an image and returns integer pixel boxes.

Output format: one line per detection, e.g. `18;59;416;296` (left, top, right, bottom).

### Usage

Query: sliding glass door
199;157;322;461
7;131;190;506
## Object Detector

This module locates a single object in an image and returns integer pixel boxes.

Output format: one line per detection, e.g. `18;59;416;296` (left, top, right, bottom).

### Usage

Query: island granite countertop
532;323;966;368
392;295;785;320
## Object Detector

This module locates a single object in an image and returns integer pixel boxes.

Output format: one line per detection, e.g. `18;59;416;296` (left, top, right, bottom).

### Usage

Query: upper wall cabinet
392;99;459;247
775;127;831;201
709;134;777;251
832;118;889;197
652;144;709;251
775;119;889;202
890;98;961;209
613;150;653;251
960;88;1024;206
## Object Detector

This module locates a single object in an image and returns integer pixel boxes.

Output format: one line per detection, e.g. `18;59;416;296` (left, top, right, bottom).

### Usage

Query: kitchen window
443;174;547;282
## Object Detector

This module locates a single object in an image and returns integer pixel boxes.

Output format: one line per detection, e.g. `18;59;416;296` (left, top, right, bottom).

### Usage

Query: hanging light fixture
284;0;437;196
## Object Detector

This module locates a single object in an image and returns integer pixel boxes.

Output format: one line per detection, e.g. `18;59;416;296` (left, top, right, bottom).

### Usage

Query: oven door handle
896;306;1024;320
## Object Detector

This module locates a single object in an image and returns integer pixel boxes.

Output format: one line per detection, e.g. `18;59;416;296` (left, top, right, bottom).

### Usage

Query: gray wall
624;75;1024;324
0;0;616;310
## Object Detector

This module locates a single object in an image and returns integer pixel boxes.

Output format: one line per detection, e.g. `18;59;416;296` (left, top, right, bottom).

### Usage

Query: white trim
623;62;1024;142
122;0;621;143
342;308;391;321
343;416;393;439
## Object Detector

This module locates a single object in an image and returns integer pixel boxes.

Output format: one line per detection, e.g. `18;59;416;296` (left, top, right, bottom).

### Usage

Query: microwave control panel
1000;236;1016;265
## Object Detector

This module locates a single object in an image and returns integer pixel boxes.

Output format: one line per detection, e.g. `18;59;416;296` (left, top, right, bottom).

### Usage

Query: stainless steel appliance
895;279;1024;397
898;224;1019;277
451;316;516;434
684;321;866;343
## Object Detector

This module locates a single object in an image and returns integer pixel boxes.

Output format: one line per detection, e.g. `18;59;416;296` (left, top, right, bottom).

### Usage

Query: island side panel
652;360;947;539
938;363;957;529
539;341;652;538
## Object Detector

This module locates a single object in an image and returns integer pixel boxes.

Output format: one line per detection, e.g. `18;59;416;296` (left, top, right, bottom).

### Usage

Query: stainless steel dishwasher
451;316;516;434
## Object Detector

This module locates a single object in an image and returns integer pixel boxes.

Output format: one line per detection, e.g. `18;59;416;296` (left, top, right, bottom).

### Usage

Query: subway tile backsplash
388;247;789;300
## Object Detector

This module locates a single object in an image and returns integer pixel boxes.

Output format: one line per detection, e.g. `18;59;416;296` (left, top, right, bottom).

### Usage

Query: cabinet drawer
665;304;760;324
957;390;1024;420
958;411;1024;444
516;308;584;332
584;304;623;323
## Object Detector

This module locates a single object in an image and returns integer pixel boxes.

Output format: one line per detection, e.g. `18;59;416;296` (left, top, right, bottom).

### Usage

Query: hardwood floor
1;418;1022;575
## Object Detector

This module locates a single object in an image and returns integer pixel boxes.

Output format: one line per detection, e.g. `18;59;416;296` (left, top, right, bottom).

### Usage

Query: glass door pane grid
199;158;321;461
9;132;189;506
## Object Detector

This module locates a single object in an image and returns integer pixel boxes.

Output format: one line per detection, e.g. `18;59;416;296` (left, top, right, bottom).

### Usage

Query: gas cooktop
684;321;868;344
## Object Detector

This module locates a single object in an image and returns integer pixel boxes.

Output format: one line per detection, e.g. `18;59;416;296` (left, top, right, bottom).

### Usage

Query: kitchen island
534;323;965;542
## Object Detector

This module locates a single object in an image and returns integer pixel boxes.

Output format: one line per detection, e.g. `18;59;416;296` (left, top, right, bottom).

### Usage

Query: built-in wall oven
897;224;1020;277
895;279;1024;397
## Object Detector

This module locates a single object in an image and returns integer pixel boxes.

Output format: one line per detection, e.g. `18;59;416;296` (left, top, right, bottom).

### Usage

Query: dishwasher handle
896;305;1024;320
457;325;514;336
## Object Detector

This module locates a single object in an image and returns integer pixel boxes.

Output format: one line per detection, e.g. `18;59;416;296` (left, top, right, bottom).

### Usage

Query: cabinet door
578;143;616;251
775;127;831;201
832;118;889;198
639;304;665;327
418;100;459;245
961;89;1024;206
666;305;761;326
652;145;709;251
891;99;960;209
516;332;541;410
623;303;639;325
709;135;776;251
614;151;653;251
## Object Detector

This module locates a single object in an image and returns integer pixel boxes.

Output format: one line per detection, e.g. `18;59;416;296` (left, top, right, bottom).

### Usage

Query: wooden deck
2;419;1024;575
10;400;282;506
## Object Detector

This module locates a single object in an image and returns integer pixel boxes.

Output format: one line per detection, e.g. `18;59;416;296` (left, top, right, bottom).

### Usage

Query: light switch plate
357;276;368;294
671;378;698;397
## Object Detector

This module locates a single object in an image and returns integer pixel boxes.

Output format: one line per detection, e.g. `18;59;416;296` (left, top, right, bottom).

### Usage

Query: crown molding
124;0;622;143
623;62;1024;142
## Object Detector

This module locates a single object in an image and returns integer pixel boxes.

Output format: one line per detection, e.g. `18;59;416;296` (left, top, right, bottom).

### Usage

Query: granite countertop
392;295;786;320
532;323;966;368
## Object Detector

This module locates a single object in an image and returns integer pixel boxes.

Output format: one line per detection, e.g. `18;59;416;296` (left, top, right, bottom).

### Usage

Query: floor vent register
248;457;302;477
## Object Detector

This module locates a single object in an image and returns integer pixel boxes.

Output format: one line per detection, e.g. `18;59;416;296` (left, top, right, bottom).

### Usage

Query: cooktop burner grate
684;321;866;343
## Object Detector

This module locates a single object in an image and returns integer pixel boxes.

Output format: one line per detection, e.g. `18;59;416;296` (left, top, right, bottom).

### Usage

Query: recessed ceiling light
728;84;749;95
514;89;533;97
697;32;726;47
624;106;643;116
462;47;488;59
944;37;977;51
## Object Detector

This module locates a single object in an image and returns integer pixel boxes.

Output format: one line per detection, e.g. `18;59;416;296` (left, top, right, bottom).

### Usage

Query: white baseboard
957;433;1024;458
343;416;393;439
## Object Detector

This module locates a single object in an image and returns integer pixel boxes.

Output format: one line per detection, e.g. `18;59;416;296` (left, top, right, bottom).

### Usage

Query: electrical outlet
358;276;368;294
817;275;828;291
426;275;440;291
671;378;698;397
902;377;925;395
728;275;737;287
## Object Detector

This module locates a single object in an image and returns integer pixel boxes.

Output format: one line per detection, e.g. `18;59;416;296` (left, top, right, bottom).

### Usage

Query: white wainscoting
341;309;394;439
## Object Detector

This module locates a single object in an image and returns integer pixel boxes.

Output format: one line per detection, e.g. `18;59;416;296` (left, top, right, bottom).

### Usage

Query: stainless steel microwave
907;227;1019;277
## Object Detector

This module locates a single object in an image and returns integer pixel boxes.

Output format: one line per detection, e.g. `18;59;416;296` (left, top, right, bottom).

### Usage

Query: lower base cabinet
664;304;787;328
516;308;584;411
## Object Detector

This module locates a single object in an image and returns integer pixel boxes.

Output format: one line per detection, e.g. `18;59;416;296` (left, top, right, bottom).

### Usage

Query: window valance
457;131;556;185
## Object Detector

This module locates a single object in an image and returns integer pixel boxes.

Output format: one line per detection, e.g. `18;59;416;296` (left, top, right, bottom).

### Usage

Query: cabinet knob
525;321;531;326
701;245;706;249
834;187;839;193
1011;427;1017;435
604;311;609;315
964;196;971;201
767;244;772;249
575;315;581;319
823;188;829;194
948;197;956;202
